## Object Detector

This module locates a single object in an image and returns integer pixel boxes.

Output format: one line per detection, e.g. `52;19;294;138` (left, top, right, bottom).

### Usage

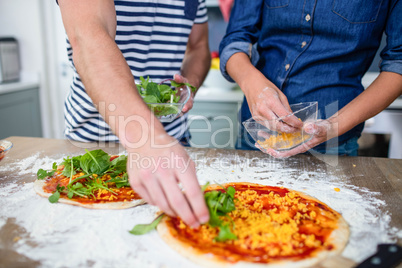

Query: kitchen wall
0;2;230;140
0;1;386;140
0;0;70;139
0;1;44;77
207;6;228;54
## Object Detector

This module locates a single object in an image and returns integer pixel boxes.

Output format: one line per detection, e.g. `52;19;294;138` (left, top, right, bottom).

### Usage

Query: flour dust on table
0;152;400;267
189;151;402;263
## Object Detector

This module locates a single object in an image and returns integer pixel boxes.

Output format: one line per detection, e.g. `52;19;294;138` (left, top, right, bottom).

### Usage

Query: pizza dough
157;182;349;267
34;179;145;210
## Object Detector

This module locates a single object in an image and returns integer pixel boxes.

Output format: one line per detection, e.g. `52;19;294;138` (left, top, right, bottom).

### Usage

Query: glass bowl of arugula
0;140;13;162
137;76;194;122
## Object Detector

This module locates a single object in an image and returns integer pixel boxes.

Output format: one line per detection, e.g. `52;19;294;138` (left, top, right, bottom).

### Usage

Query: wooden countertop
1;136;401;267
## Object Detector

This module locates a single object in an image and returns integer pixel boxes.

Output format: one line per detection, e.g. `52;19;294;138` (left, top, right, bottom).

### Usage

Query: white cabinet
188;87;244;149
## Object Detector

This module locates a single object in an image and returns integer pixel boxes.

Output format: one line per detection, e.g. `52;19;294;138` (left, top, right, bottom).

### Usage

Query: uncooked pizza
34;149;145;209
156;182;349;267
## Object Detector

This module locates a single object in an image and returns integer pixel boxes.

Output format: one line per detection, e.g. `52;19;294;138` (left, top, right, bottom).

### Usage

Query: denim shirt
219;0;402;150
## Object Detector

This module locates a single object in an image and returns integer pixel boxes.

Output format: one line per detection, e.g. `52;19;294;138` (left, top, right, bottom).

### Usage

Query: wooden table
1;136;401;267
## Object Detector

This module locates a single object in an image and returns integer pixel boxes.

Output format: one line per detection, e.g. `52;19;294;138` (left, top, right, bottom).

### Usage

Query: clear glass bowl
0;140;13;161
243;102;318;152
146;85;191;123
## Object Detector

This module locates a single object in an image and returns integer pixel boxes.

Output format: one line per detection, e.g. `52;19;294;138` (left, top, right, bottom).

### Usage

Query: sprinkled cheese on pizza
166;183;342;264
42;170;141;203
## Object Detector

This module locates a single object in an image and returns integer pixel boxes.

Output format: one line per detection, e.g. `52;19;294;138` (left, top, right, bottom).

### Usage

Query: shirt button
285;64;290;71
301;41;307;48
305;14;311;21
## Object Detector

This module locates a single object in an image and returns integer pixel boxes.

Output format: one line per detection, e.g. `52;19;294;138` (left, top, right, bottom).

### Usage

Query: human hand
127;133;209;228
262;119;338;158
245;86;303;132
173;74;195;114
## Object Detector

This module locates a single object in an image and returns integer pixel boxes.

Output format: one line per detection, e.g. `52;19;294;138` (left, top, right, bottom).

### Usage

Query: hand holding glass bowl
0;140;13;162
243;102;318;152
137;76;192;123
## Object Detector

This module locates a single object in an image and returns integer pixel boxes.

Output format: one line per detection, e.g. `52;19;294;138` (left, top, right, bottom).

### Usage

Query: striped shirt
63;0;208;142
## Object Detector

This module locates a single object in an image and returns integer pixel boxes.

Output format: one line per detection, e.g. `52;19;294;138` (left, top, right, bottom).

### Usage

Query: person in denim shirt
219;0;402;157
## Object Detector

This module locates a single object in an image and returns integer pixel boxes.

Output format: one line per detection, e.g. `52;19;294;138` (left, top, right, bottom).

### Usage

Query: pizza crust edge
33;179;146;210
157;182;350;268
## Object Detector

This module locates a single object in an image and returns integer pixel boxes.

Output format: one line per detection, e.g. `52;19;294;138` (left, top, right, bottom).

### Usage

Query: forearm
180;23;211;91
180;45;210;90
329;71;402;137
71;29;165;147
226;52;277;95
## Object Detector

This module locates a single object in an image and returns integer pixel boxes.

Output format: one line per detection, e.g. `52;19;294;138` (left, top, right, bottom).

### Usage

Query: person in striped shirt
57;0;211;227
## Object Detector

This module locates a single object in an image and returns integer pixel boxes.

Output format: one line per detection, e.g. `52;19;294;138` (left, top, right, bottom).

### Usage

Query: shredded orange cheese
197;190;335;255
257;131;311;150
43;172;141;203
170;185;340;263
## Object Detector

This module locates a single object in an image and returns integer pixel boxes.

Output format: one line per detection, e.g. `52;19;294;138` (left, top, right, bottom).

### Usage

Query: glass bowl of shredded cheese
0;140;13;162
243;102;318;152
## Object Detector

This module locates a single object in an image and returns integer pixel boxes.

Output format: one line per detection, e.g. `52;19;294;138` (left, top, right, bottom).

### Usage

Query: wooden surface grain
1;136;401;267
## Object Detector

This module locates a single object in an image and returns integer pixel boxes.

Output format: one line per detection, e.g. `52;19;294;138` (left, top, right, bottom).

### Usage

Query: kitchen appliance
0;37;20;83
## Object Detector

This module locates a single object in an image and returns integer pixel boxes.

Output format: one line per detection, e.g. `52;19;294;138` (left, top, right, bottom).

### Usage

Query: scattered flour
0;152;400;267
0;153;64;176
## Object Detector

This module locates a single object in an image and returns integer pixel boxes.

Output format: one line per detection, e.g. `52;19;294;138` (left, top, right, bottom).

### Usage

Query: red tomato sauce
167;183;339;264
42;172;141;203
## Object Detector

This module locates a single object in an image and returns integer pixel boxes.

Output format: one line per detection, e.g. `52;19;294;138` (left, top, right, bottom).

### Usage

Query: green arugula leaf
136;76;196;117
136;84;142;94
109;155;127;174
143;95;159;104
128;183;238;242
80;152;92;174
61;156;78;179
146;82;161;101
170;80;197;93
89;178;116;195
80;149;110;175
37;168;55;180
72;182;83;189
203;184;237;241
67;182;94;199
106;173;130;188
150;104;179;117
140;76;149;89
129;214;165;235
48;185;65;203
38;150;133;204
49;191;60;203
67;174;91;186
158;84;173;101
227;186;236;199
215;224;237;242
